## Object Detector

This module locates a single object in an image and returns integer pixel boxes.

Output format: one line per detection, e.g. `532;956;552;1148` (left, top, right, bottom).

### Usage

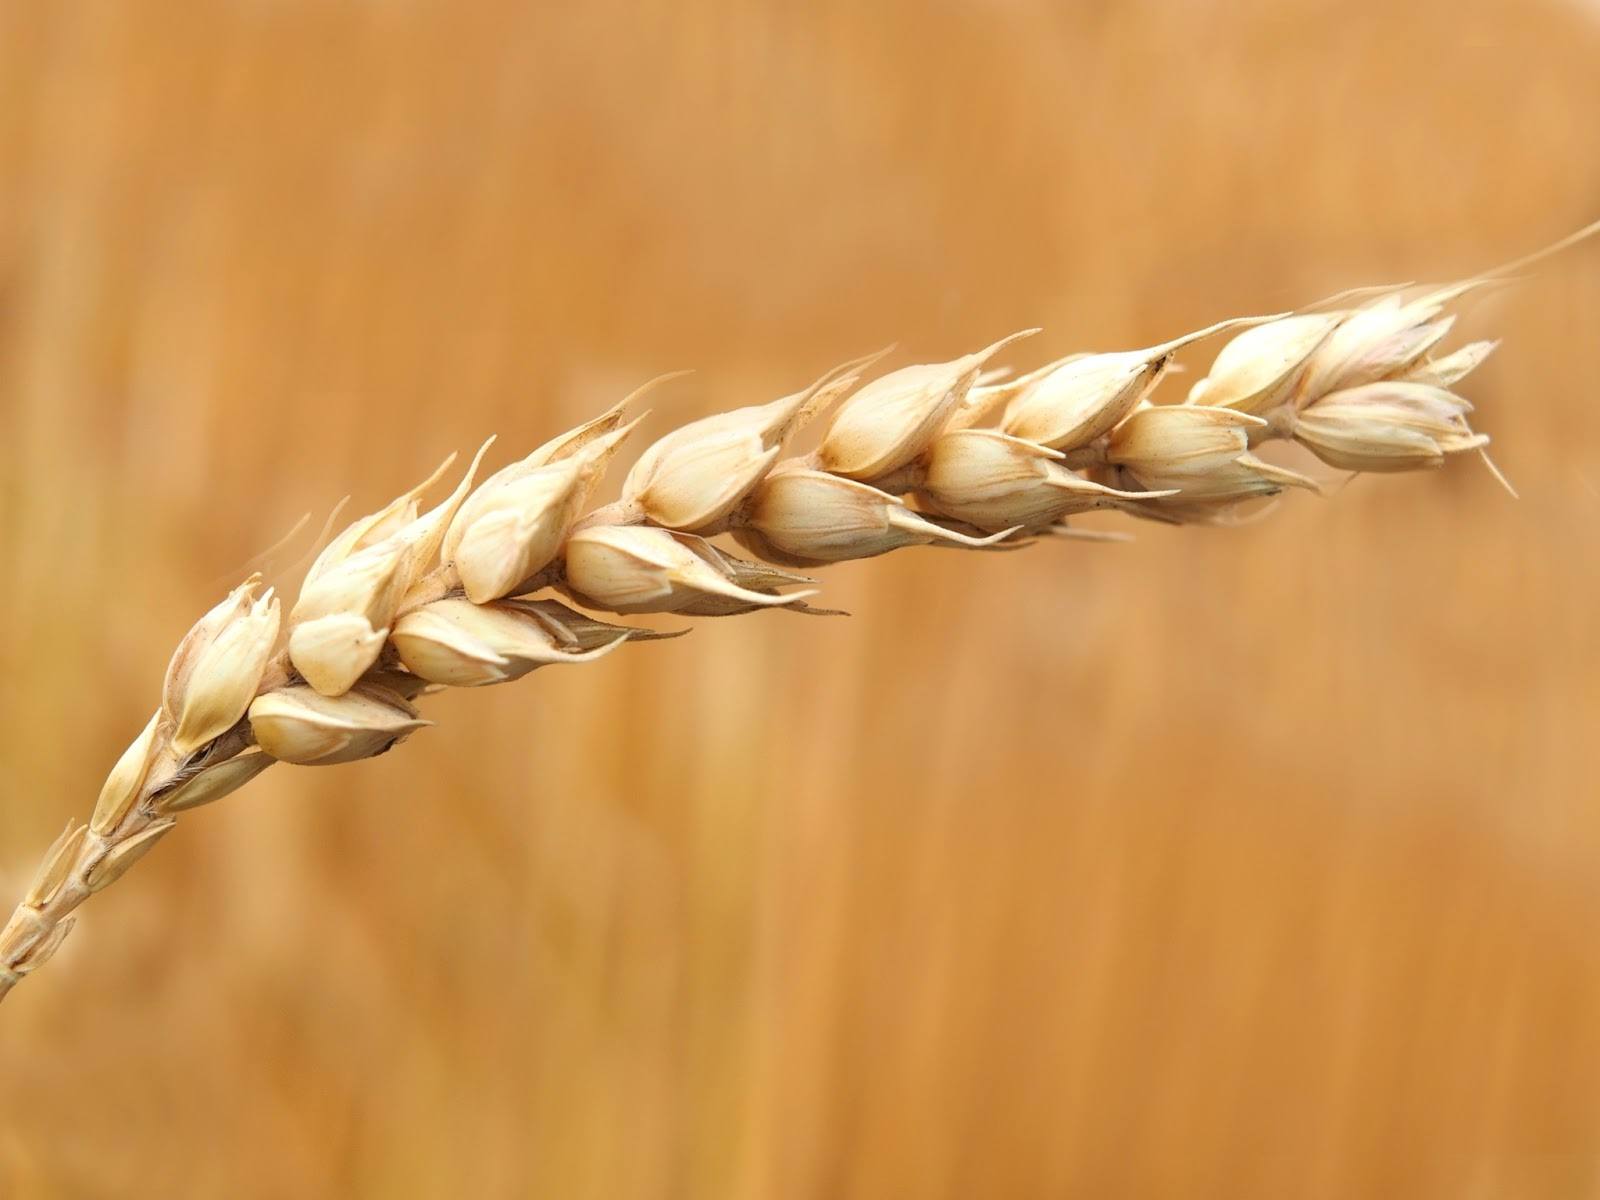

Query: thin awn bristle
2;222;1594;1007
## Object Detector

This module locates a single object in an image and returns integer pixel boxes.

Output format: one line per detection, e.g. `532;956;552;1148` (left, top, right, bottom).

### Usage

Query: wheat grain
0;234;1584;1006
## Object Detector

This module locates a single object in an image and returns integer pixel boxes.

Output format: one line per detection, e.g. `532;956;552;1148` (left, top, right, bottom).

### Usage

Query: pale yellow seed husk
24;823;88;909
154;752;275;815
249;685;429;766
171;592;280;754
91;710;163;835
84;822;177;894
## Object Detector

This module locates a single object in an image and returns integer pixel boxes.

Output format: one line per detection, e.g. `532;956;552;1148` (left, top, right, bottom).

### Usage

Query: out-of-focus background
1;1;1598;1195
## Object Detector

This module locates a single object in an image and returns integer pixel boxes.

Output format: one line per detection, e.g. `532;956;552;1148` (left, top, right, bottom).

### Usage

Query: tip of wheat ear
12;216;1600;1005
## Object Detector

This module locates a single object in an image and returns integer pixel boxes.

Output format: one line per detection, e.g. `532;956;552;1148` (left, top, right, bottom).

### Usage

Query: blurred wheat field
2;0;1600;1196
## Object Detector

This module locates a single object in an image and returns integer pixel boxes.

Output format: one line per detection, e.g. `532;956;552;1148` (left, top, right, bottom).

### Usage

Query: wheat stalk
0;229;1589;1006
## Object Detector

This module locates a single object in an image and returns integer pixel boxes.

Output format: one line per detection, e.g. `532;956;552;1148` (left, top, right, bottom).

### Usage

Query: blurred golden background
2;1;1599;1196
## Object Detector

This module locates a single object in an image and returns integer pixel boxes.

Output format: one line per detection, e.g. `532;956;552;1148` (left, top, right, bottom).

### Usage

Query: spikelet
563;525;816;614
1289;382;1489;472
1106;406;1319;503
290;445;490;696
994;315;1283;448
817;330;1038;482
1186;314;1341;414
1292;288;1465;405
391;598;645;687
919;429;1164;532
164;580;281;756
249;684;429;766
737;467;1013;564
445;420;638;603
622;354;876;531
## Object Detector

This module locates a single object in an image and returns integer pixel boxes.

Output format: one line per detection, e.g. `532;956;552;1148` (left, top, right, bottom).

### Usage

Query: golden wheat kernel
162;577;260;724
1290;381;1487;472
817;330;1037;481
626;422;781;532
564;524;812;614
288;612;390;699
168;584;281;756
920;429;1154;531
249;684;429;767
289;447;489;695
447;423;637;602
999;352;1163;450
392;598;629;688
621;354;876;532
1187;314;1340;414
1296;293;1458;402
1107;405;1260;476
743;466;1012;563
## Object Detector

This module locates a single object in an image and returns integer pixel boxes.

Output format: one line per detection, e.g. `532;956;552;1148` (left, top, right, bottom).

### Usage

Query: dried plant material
286;612;391;699
1399;340;1499;389
998;352;1167;449
948;355;1084;433
83;822;176;893
528;372;687;468
1107;406;1263;486
23;824;87;910
817;330;1038;481
249;685;429;766
621;354;878;532
997;315;1282;448
90;712;164;835
1289;382;1489;472
297;455;456;593
676;538;817;595
738;467;1013;564
564;525;815;614
166;581;281;756
1107;406;1323;507
9;215;1583;1005
666;540;839;616
445;421;639;603
1186;314;1341;414
392;598;636;687
0;914;41;968
289;447;490;696
920;429;1163;532
153;752;275;815
514;597;686;648
1138;454;1321;508
1294;293;1458;404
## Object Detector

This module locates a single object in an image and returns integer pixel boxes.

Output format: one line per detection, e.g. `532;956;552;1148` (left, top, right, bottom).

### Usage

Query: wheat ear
0;252;1560;1005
